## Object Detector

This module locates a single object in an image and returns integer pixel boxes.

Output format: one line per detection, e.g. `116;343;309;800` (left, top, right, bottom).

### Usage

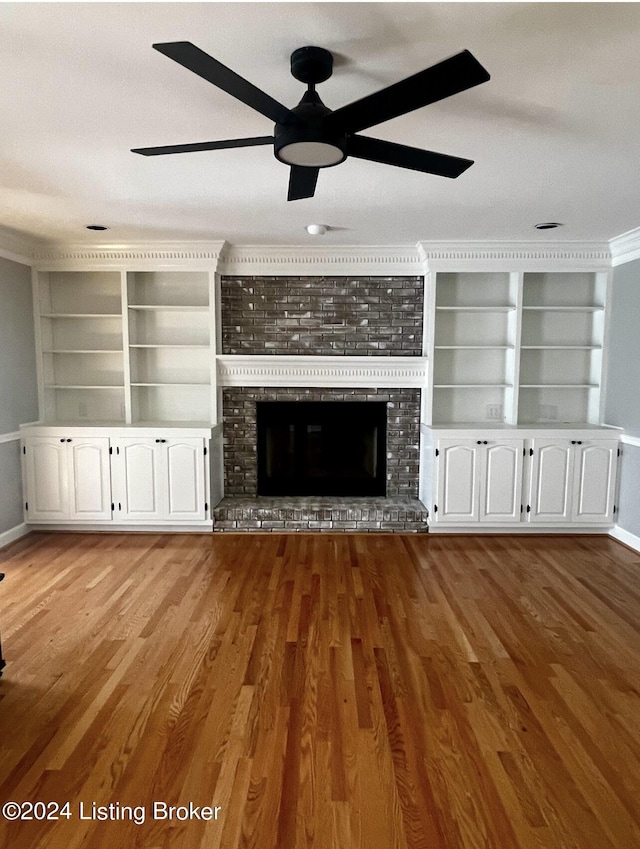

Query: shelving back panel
39;271;122;315
131;384;211;424
434;310;514;347
432;386;514;425
43;351;125;387
435;272;516;307
128;309;211;347
518;386;599;424
44;387;126;424
519;348;602;387
520;309;604;347
522;271;606;307
433;348;513;386
41;315;124;352
127;271;210;306
130;347;211;385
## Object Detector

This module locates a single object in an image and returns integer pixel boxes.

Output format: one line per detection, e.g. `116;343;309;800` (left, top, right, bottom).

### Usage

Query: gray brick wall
223;387;421;497
220;275;423;355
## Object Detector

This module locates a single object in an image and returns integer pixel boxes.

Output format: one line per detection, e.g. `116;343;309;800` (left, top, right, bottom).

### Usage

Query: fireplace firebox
257;401;387;496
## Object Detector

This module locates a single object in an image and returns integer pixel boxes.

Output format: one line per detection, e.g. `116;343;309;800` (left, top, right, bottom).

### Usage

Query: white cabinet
528;437;618;524
112;436;207;522
433;437;524;524
425;427;618;531
21;426;214;529
23;434;112;522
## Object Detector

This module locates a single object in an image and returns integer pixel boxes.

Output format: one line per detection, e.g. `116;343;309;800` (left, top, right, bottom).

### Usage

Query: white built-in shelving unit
126;271;213;424
427;269;610;427
34;268;215;426
518;271;606;425
38;271;126;423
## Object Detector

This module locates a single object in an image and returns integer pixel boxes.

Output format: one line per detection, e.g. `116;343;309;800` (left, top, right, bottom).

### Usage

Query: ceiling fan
132;42;490;201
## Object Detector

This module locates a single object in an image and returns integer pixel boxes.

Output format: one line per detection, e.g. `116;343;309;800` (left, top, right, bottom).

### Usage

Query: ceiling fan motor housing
290;46;334;85
274;87;347;168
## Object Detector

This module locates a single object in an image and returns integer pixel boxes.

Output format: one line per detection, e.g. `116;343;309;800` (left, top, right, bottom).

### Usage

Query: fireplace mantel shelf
216;355;428;389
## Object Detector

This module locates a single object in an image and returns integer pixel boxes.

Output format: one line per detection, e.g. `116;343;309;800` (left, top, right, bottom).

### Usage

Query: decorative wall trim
7;230;636;273
0;431;20;445
609;227;640;266
218;245;424;275
417;240;611;271
620;433;640;448
217;355;428;388
31;240;227;270
0;227;42;266
12;235;621;273
0;523;29;550
609;524;640;554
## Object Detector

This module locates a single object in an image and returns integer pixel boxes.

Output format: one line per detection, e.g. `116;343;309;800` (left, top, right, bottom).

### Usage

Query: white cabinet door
23;437;69;521
67;438;112;520
23;435;112;522
434;440;480;523
480;440;524;523
165;440;206;521
113;438;164;521
113;437;206;523
528;439;574;523
571;440;618;523
434;438;524;525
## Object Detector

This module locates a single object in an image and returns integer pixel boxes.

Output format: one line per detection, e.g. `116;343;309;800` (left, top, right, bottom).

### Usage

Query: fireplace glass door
257;401;386;496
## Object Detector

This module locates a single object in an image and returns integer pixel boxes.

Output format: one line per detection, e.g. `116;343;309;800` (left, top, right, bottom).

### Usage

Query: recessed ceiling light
306;223;327;236
534;222;562;230
86;224;109;231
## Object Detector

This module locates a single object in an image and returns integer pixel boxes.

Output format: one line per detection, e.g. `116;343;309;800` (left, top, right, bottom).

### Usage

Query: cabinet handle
66;439;72;443
577;440;582;445
161;439;166;443
60;438;65;443
155;439;160;443
476;440;482;445
483;440;488;445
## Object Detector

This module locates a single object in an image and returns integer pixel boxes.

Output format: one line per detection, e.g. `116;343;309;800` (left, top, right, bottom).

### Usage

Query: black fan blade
347;135;473;178
153;41;295;124
132;136;274;156
287;166;319;201
327;50;490;134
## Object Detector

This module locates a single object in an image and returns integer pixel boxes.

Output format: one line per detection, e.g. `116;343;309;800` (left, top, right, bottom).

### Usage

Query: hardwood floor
1;532;640;849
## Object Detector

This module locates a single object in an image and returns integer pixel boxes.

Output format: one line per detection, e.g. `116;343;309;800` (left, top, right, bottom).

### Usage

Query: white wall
604;257;640;541
0;256;38;543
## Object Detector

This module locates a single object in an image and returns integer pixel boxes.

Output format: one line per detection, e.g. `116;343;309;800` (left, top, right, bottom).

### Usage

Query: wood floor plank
1;531;640;849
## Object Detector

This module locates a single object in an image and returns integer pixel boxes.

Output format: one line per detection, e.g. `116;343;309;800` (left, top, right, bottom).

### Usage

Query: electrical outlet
486;404;503;420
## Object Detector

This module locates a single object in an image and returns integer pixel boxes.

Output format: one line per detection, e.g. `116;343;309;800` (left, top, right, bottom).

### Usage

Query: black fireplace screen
257;401;387;496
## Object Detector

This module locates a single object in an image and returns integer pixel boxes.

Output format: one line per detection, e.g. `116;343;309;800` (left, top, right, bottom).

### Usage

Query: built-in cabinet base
421;425;619;532
21;424;220;531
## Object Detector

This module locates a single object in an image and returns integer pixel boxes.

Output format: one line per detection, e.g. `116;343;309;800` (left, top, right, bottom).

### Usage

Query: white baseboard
609;524;640;553
0;523;30;550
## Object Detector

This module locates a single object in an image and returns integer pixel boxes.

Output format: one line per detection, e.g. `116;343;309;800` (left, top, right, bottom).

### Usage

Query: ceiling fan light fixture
306;223;327;236
277;140;345;168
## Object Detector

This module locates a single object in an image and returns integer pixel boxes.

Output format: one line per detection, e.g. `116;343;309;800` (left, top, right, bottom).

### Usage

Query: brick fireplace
213;273;428;531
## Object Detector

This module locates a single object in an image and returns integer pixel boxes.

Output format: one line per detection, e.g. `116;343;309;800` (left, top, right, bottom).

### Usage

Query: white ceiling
2;2;640;247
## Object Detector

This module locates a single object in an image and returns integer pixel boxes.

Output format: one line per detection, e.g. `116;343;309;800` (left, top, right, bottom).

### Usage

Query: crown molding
217;245;423;276
31;239;228;270
417;240;612;271
609;227;640;266
0;226;44;266
217;354;428;389
2;228;629;273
